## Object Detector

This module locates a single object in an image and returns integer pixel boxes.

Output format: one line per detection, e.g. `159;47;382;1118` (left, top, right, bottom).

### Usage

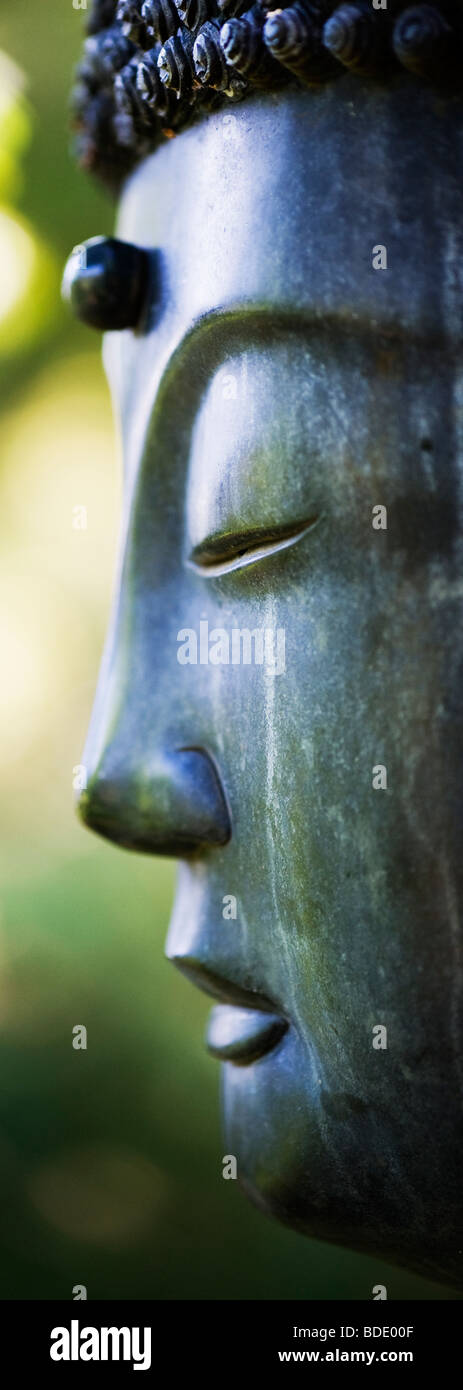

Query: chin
221;1030;463;1291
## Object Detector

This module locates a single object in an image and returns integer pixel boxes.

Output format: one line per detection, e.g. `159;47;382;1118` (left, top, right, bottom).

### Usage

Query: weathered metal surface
71;78;463;1287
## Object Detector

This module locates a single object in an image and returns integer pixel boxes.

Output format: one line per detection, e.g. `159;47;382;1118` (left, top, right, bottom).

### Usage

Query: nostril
77;747;231;857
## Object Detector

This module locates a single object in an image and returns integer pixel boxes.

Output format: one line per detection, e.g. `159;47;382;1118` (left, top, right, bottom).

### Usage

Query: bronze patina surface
64;34;463;1288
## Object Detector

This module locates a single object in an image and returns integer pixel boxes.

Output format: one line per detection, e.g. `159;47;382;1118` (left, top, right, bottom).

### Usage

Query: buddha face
79;80;463;1287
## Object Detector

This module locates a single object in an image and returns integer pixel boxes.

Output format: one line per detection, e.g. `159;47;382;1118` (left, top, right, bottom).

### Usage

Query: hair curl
72;0;463;189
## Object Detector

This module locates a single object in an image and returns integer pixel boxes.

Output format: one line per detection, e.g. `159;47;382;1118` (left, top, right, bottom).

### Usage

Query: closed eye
187;515;319;577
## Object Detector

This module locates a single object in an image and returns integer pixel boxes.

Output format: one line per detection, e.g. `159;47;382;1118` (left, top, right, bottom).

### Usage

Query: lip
168;953;288;1065
206;1005;288;1065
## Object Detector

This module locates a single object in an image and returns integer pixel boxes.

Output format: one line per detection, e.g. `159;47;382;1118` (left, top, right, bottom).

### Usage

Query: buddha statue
63;0;463;1289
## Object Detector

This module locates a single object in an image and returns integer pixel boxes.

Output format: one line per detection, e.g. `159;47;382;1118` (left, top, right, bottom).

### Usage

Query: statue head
64;0;463;1288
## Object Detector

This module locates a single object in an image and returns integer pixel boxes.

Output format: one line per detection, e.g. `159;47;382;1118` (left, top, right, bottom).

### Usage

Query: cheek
229;577;460;1024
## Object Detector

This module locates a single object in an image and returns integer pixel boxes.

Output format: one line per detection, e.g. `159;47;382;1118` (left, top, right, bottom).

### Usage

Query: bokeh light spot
28;1146;169;1246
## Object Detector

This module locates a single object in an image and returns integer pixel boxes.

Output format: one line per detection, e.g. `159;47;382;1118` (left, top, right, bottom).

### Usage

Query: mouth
168;954;288;1066
206;1005;288;1065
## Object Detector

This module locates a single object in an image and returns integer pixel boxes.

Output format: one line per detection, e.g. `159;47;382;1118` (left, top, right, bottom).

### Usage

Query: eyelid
187;516;319;577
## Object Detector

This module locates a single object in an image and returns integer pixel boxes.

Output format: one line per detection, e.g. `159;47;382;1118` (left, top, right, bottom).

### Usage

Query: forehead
116;80;462;325
106;81;463;474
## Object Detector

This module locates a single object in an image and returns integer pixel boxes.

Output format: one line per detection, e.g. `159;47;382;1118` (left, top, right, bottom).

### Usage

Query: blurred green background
0;0;457;1301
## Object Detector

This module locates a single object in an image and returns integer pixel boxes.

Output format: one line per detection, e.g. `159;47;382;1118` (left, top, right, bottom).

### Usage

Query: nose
78;745;231;857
